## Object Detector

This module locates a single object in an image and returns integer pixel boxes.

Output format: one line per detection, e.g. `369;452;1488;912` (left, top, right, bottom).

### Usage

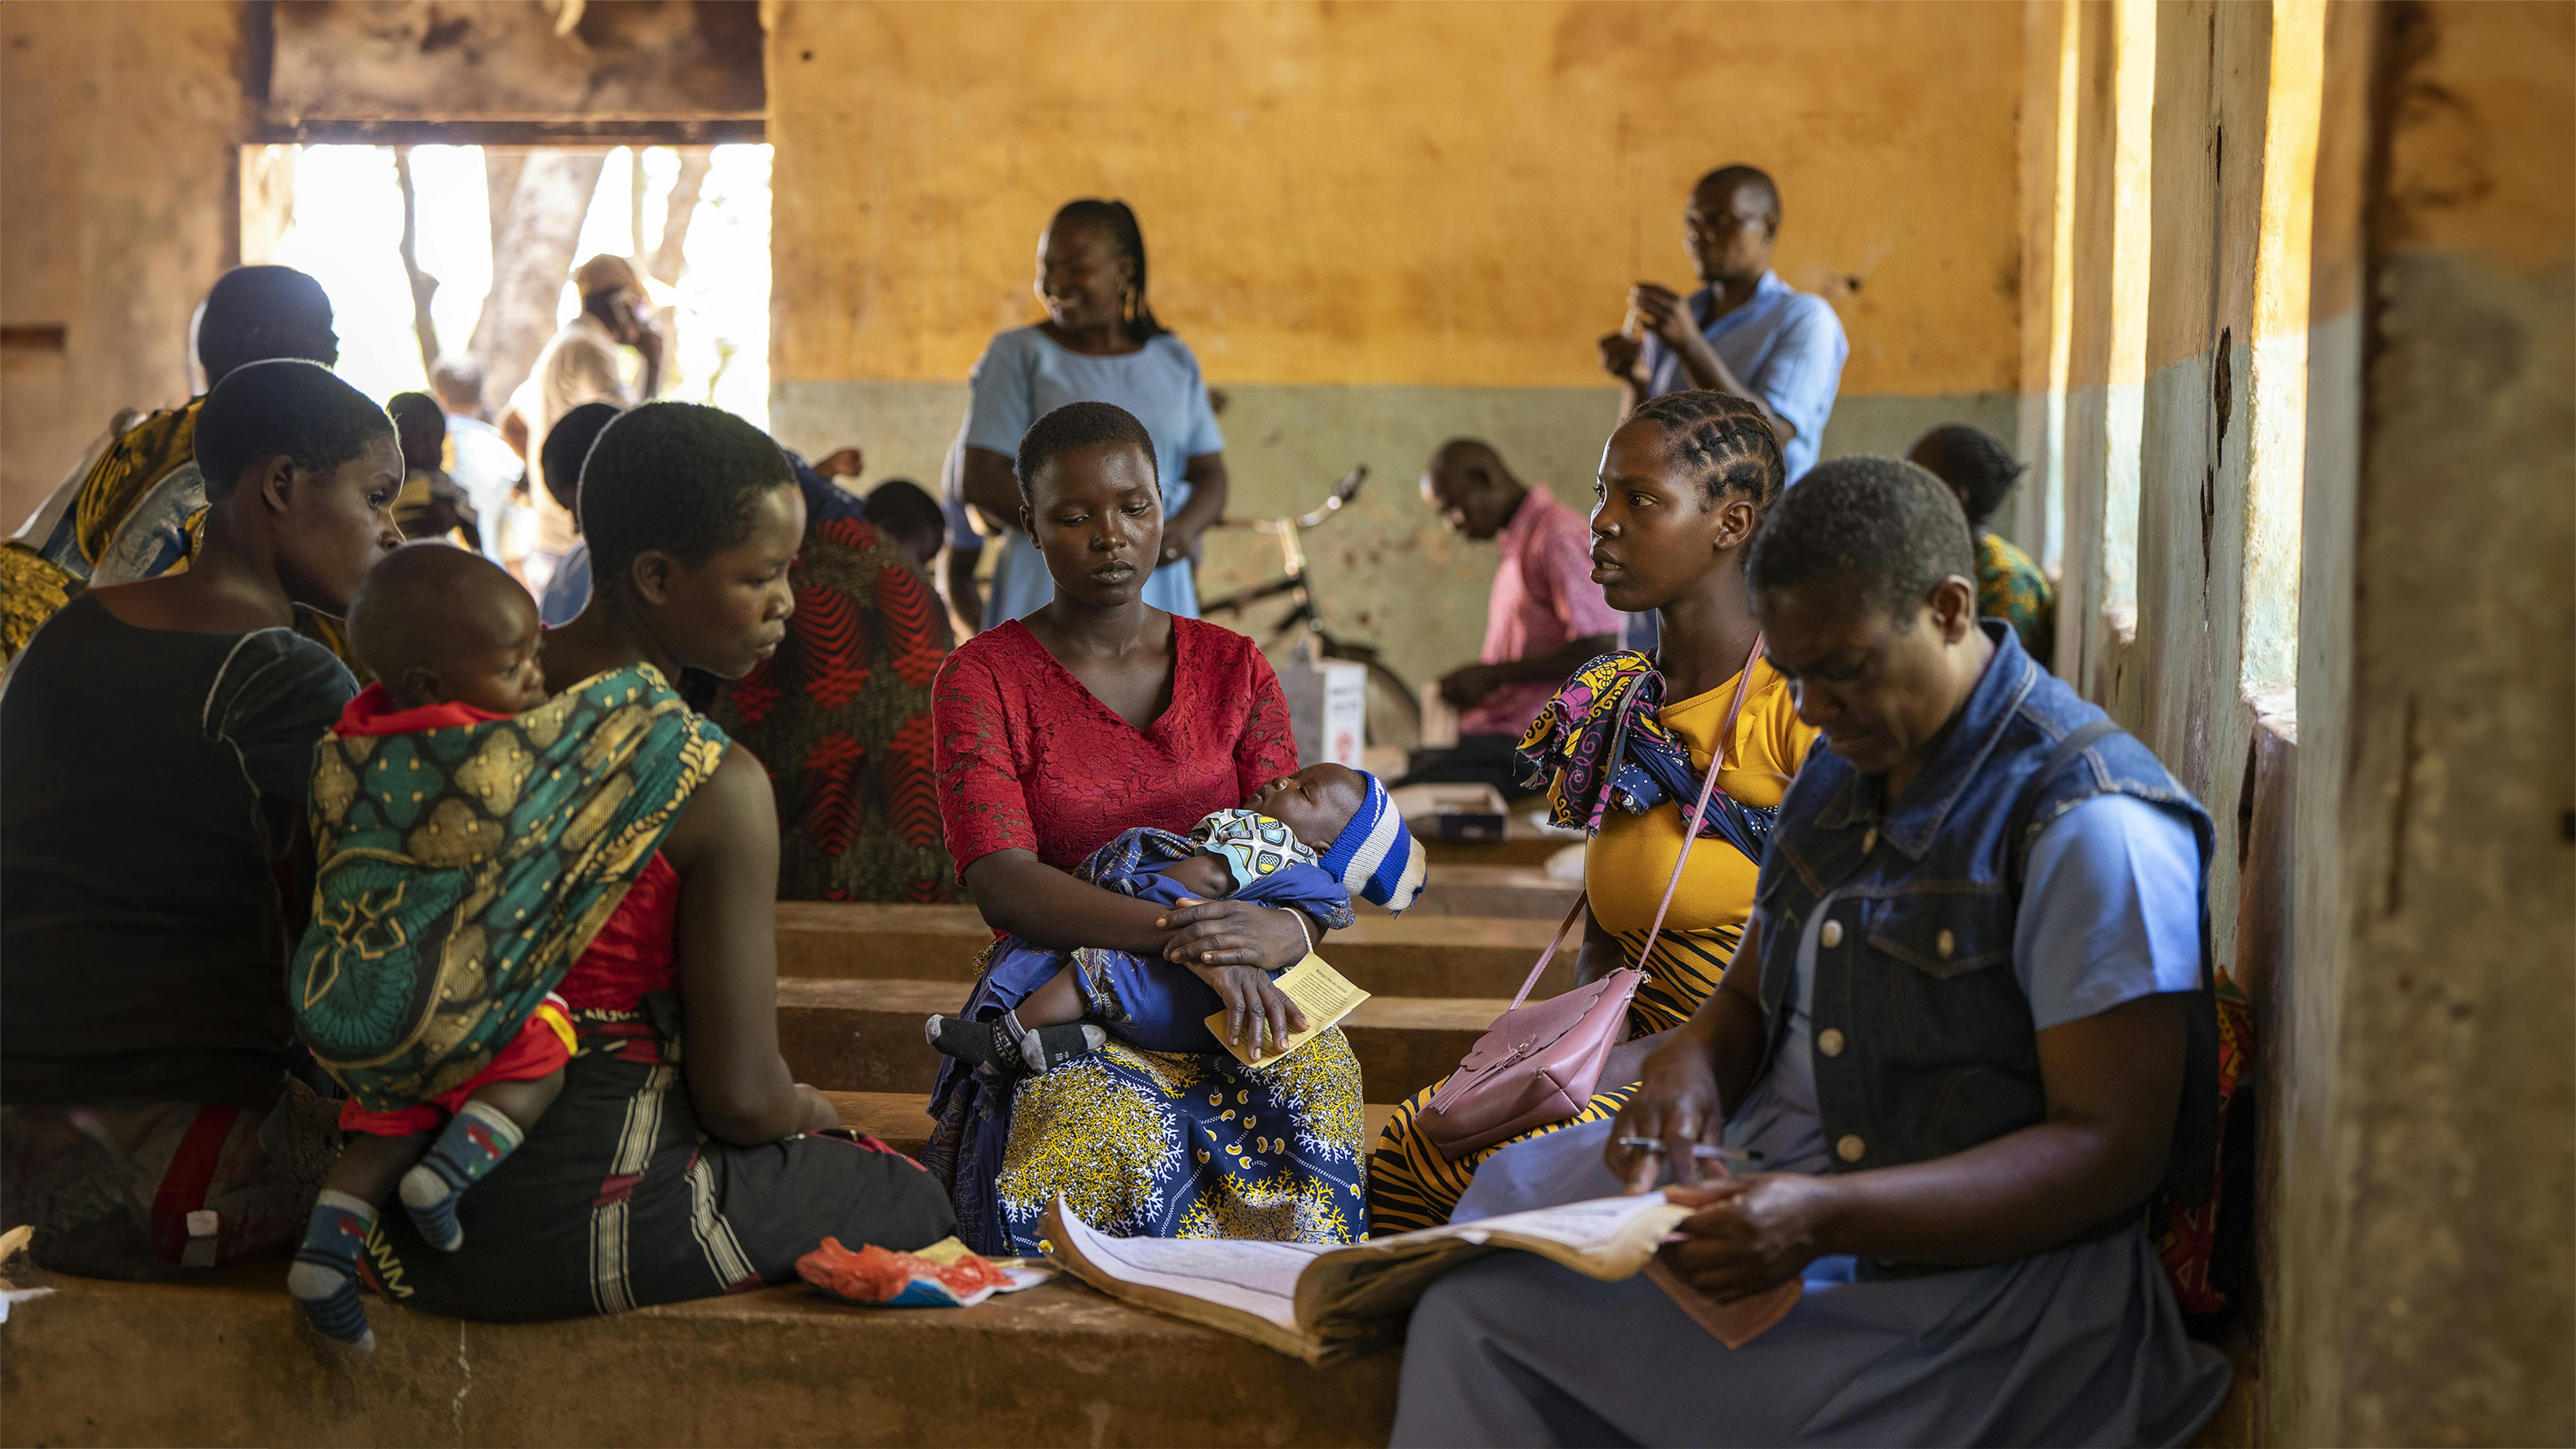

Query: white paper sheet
1452;1191;1675;1253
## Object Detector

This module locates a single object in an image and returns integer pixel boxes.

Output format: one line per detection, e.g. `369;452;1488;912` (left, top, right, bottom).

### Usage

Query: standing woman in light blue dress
954;200;1227;630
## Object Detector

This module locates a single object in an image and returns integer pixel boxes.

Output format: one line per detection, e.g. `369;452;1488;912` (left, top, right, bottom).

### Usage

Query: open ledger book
1044;1191;1744;1365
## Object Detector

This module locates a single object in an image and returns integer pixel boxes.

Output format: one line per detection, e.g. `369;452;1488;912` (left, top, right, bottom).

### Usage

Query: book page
1294;1193;1691;1333
1050;1198;1335;1332
1460;1192;1690;1265
1205;955;1371;1067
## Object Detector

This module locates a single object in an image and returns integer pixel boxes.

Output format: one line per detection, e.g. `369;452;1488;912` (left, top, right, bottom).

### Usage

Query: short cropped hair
578;402;795;582
192;359;391;501
197;265;334;378
386;391;444;438
862;479;943;540
1909;424;2024;529
540;402;621;519
1697;164;1782;221
1014;400;1158;505
1627;390;1784;515
1747;455;1974;623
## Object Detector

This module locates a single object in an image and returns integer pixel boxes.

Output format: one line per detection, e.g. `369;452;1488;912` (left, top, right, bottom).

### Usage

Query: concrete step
1420;834;1574;868
820;1090;1400;1162
777;903;1571;999
1357;862;1580;919
782;979;1503;1101
0;1259;1399;1446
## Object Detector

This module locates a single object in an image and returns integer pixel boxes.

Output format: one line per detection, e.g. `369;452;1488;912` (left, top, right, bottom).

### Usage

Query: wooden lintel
252;116;764;147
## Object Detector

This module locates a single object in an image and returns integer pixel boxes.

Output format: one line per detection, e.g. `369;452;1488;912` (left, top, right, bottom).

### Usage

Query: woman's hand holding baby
1156;897;1312;971
1187;962;1309;1062
1159;897;1316;1061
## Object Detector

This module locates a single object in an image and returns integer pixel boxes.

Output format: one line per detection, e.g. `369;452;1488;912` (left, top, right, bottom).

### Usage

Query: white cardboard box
1281;660;1367;769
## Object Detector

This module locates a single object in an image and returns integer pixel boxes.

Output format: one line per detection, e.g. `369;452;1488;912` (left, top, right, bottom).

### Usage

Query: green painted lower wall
774;380;2018;693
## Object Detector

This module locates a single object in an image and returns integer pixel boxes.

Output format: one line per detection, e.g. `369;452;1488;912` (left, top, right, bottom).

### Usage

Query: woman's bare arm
1159;452;1229;560
960;446;1020;525
963;848;1177;954
665;746;830;1144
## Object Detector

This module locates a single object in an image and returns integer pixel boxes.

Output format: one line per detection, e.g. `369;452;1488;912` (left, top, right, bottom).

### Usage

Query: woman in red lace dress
924;402;1368;1253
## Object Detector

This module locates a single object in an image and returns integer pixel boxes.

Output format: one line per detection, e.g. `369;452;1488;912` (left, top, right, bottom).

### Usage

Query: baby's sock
925;1010;1030;1072
399;1100;526;1252
1020;1023;1107;1072
287;1190;378;1351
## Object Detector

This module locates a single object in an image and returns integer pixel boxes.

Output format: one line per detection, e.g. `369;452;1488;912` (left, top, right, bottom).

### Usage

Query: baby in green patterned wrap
927;762;1371;1074
292;545;558;1351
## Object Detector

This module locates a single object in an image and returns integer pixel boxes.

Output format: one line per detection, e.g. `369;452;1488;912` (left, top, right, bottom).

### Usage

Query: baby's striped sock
286;1190;378;1351
399;1100;526;1252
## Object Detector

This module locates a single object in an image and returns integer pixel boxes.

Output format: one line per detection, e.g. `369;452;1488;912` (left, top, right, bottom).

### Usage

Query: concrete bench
0;1260;1400;1446
781;980;1502;1102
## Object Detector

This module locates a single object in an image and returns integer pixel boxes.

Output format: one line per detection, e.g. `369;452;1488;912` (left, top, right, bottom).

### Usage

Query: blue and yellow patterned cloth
923;824;1367;1256
289;665;726;1112
1189;807;1318;891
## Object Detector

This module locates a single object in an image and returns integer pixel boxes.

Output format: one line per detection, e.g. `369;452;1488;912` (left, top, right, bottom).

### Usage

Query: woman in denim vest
1393;458;2229;1447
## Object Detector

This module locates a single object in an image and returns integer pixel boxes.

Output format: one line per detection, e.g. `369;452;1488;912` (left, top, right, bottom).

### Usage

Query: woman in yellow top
1369;391;1817;1234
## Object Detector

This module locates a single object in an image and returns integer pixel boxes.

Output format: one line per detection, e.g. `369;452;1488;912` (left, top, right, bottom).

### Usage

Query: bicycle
1198;465;1425;757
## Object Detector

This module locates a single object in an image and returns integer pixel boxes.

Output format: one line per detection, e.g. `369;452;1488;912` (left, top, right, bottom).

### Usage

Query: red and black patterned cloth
706;508;958;903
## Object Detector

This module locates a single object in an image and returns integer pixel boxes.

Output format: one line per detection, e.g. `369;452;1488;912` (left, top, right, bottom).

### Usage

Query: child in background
927;764;1425;1074
1906;423;2056;666
385;392;482;550
861;478;947;571
533;401;622;627
286;545;554;1350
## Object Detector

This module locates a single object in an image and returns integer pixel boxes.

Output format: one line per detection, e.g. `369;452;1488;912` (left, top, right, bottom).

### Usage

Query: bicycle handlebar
1218;465;1368;533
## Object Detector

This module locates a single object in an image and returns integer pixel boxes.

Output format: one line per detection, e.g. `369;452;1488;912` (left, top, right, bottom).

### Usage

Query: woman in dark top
0;360;402;1278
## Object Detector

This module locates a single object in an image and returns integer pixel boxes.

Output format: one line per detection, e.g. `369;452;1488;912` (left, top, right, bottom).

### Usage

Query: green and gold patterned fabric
290;664;725;1112
1976;530;2057;667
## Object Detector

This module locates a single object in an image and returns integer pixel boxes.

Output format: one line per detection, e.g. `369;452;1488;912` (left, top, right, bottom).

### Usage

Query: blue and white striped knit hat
1318;771;1427;916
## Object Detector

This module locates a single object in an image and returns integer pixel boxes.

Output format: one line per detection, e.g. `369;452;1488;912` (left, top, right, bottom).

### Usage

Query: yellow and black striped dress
1366;660;1816;1235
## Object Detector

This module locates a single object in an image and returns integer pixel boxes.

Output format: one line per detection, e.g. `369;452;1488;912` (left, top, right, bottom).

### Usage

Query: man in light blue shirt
1599;165;1848;484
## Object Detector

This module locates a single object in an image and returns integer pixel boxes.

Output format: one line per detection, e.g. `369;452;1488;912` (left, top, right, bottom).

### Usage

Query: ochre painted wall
769;0;2023;393
766;1;2028;687
0;1;246;528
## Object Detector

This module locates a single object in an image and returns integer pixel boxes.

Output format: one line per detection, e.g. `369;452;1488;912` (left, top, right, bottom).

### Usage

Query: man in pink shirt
1401;439;1622;796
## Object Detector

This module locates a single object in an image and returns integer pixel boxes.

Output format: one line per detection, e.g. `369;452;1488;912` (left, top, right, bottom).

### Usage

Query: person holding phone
1598;165;1848;487
502;254;666;592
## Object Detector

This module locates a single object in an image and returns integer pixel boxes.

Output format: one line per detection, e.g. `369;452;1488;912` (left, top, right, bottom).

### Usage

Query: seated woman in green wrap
290;402;956;1334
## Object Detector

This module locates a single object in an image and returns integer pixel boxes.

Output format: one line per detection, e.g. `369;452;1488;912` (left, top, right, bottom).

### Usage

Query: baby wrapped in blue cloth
927;763;1425;1082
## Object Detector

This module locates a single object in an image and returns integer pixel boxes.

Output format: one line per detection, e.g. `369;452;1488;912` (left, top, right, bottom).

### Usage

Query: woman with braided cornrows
1368;392;1818;1233
952;199;1228;632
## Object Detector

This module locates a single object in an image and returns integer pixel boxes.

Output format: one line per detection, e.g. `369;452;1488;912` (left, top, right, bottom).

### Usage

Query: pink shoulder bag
1415;637;1763;1162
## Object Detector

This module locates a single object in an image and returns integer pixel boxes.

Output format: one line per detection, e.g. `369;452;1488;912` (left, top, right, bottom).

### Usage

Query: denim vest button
1835;1134;1865;1162
1936;929;1955;959
1817;1027;1846;1057
1820;919;1844;948
1862;827;1877;853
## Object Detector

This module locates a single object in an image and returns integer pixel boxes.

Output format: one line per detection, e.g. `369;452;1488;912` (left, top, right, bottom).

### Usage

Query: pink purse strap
1507;633;1766;1011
